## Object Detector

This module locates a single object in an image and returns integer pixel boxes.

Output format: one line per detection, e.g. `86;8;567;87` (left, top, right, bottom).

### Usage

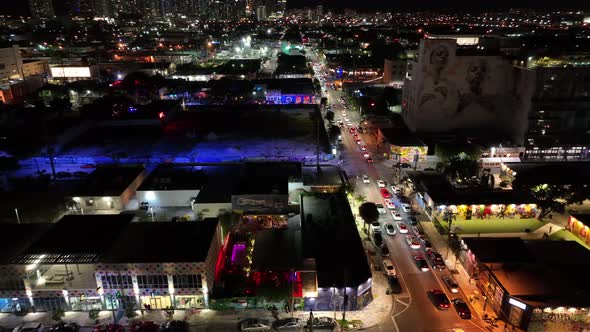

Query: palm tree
355;195;366;204
359;202;379;233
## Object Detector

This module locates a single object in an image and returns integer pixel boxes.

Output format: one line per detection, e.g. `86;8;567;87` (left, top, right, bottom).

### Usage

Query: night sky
0;0;589;16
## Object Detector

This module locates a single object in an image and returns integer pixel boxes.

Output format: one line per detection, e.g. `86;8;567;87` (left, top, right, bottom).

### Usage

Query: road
313;50;486;332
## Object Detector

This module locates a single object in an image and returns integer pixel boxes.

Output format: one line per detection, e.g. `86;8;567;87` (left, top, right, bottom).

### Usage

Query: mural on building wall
391;146;428;163
413;39;533;143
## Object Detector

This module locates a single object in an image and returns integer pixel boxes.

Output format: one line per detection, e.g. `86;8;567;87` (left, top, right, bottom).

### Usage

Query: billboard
50;67;92;78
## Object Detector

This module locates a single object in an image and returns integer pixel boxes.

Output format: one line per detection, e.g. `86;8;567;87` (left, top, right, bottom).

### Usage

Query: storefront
140;295;172;309
173;295;204;309
69;295;103;311
104;294;137;310
0;297;31;313
33;297;68;312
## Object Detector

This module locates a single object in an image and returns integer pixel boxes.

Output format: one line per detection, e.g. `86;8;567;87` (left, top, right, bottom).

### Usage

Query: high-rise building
29;0;55;18
90;0;112;17
275;0;286;18
315;4;323;21
256;5;267;21
63;0;93;17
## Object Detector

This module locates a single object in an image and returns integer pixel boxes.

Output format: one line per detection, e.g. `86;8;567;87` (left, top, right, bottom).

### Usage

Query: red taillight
158;112;165;119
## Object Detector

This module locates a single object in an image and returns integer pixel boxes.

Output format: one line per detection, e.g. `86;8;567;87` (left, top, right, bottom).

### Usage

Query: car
376;204;386;214
49;324;80;332
380;189;391;198
56;171;71;178
239;318;271;332
384;222;396;235
373;232;383;246
405;235;421;249
344;117;350;122
418;235;433;251
129;322;158;332
428;251;446;270
408;216;418;226
452;298;471;319
413;255;429;272
362;174;370;183
387;276;402;294
362;152;370;158
442;276;460;294
396;222;408;233
412;226;425;236
400;203;412;212
377;180;386;188
271;318;303;330
381;244;390;257
304;317;335;330
360;145;367;151
428;289;451;310
80;163;96;169
391;186;402;195
370;221;381;233
366;157;374;163
391;210;402;220
92;325;123;332
356;139;362;145
73;171;88;177
13;324;44;332
382;258;396;276
384;199;395;209
160;321;189;332
353;134;359;140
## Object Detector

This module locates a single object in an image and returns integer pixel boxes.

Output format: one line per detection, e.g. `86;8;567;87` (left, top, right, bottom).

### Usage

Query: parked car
391;210;402;220
400;203;412;213
381;244;390;257
384;222;396;235
376;204;386;214
370;222;381;233
373;232;383;247
452;298;471;319
428;289;451;310
427;251;446;270
382;258;396;276
413;256;429;272
304;317;335;330
50;323;80;332
387;276;402;294
405;235;421;249
160;321;188;332
380;189;391;198
130;321;159;332
13;324;44;332
408;216;418;226
73;171;88;178
93;325;124;332
272;318;303;330
442;276;460;294
80;164;96;169
391;186;402;195
384;199;395;210
362;174;370;183
396;222;408;234
239;318;271;332
377;180;386;188
56;171;71;178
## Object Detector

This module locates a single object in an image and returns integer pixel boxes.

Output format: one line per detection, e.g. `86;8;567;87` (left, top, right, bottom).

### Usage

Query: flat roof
252;217;302;271
13;214;134;264
379;128;426;147
509;162;590;185
301;194;371;287
73;166;145;197
462;237;533;263
0;224;52;264
138;165;206;191
102;218;218;263
252;78;315;95
301;165;343;187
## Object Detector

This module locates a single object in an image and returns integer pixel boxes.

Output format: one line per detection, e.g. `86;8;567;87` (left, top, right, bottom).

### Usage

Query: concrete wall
137;190;199;207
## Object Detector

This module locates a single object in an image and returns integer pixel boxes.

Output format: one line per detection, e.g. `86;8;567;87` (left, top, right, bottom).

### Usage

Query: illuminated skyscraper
29;0;55;18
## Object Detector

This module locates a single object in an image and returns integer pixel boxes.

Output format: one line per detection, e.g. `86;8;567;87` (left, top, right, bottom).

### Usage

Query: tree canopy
435;143;482;163
525;183;590;220
359;202;379;223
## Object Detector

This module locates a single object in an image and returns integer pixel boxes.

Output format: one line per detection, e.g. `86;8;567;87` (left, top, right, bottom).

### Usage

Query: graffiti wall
404;39;534;144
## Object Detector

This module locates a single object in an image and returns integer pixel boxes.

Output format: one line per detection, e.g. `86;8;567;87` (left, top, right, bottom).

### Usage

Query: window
137;275;168;289
101;275;132;289
173;275;202;289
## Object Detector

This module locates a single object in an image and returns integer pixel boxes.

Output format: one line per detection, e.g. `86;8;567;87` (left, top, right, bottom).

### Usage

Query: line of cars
240;317;336;331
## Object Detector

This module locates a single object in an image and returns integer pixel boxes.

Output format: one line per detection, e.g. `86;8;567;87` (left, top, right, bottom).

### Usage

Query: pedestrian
549;225;553;233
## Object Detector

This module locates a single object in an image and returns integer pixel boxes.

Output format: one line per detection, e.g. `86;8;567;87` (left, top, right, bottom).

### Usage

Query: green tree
325;110;335;122
526;183;590;220
355;195;366;204
124;304;138;320
88;309;100;324
327;125;341;144
218;210;241;238
52;308;65;322
435;143;482;164
359;202;379;231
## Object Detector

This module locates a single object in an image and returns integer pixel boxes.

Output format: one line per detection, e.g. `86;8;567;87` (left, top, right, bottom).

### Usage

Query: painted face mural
466;60;488;95
430;45;450;70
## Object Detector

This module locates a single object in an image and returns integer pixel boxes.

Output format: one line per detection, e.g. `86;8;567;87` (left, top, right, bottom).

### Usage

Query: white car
344;116;349;122
382;259;396;277
360;145;367;151
384;199;395;209
405;235;421;249
376;204;386;214
400;203;412;213
13;324;44;332
396;222;408;233
362;174;370;183
391;185;402;195
370;222;381;233
362;152;370;158
377;180;386;188
391;210;402;220
240;318;271;332
384;222;396;235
